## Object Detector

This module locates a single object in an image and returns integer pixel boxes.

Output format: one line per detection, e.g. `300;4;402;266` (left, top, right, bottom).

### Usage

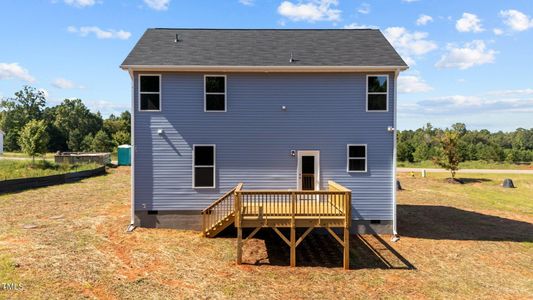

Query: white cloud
239;0;254;6
84;99;130;116
64;0;96;8
456;12;484;33
67;26;131;40
401;0;419;2
493;28;504;36
343;23;378;29
143;0;170;11
0;63;36;83
277;0;341;22
435;40;496;70
487;88;533;97
357;3;370;14
500;9;533;32
413;90;533;114
383;27;437;65
398;75;433;93
52;78;84;89
416;14;433;26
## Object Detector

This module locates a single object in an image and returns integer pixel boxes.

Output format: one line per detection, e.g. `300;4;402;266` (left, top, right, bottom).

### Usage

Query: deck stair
201;183;242;237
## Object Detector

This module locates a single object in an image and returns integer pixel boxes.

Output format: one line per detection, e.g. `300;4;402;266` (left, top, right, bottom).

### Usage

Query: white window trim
347;144;367;173
366;74;389;112
138;74;161;112
192;144;216;189
204;75;227;112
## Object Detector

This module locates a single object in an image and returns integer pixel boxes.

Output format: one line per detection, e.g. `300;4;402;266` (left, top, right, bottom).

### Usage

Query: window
347;144;367;172
139;75;161;111
367;75;388;111
204;75;226;112
193;145;216;188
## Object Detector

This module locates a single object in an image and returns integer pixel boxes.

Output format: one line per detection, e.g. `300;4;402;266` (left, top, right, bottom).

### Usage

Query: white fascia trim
121;65;409;73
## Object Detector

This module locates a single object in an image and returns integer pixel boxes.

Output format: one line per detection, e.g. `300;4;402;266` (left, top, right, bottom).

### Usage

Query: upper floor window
347;144;367;172
139;75;161;111
204;75;226;112
193;145;216;188
367;75;388;112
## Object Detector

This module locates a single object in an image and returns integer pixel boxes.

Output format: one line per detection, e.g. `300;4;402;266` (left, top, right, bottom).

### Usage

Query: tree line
0;86;130;155
398;123;533;163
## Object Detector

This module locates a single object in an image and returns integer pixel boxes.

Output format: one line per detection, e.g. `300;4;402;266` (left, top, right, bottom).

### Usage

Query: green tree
0;86;46;151
112;130;130;147
53;99;103;151
397;141;415;162
18;120;49;164
433;130;462;179
413;143;431;162
91;130;113;152
81;134;94;152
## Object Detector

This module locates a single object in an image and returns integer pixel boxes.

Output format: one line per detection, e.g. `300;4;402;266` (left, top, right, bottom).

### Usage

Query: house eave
119;65;409;73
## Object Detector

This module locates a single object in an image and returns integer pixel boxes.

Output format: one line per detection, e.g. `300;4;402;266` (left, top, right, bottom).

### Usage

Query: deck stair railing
201;183;243;237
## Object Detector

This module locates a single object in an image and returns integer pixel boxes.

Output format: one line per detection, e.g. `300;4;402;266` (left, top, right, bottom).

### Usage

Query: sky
0;0;532;131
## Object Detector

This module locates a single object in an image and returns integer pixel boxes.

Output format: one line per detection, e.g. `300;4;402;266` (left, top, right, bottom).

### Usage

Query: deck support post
290;227;296;267
343;227;350;270
236;227;243;265
344;191;352;270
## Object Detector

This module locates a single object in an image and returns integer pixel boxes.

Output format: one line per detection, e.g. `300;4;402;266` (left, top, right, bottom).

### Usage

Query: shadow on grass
230;228;415;270
458;178;492;184
398;204;533;242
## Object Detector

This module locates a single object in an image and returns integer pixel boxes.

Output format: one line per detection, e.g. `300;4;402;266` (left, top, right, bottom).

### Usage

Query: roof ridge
149;28;378;31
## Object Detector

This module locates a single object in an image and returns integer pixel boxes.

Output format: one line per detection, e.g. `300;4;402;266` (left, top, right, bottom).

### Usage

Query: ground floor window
193;145;216;188
347;144;367;172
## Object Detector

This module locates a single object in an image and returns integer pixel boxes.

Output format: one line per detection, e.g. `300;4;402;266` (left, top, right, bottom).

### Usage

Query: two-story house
120;29;408;243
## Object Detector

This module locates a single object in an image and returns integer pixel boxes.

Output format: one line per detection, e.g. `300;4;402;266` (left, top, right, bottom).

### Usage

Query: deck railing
234;181;351;225
201;183;243;235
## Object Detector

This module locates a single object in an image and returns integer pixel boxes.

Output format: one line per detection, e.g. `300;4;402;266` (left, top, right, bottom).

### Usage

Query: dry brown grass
0;168;532;299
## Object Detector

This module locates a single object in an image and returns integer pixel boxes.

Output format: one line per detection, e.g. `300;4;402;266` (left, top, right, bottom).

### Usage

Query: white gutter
119;64;409;73
127;67;136;232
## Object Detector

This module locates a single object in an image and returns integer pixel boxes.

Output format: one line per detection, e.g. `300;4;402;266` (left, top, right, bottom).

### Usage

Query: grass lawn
398;160;533;170
0;168;531;298
1;151;119;162
0;152;55;160
0;160;100;181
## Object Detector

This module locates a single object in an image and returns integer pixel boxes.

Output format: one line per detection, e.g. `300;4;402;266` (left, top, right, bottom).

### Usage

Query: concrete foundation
134;210;393;234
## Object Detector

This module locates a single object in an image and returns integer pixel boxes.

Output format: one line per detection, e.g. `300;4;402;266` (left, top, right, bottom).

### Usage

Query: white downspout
127;67;136;232
391;69;400;242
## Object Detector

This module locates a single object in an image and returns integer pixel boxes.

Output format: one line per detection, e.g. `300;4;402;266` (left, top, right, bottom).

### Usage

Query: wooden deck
202;181;352;269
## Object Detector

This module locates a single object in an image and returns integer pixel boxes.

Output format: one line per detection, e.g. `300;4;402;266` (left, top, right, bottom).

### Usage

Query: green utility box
117;145;132;166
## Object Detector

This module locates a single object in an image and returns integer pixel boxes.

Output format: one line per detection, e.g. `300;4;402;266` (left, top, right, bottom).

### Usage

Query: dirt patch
445;178;464;184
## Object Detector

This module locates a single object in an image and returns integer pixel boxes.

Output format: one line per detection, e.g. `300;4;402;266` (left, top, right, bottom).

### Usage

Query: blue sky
0;0;532;131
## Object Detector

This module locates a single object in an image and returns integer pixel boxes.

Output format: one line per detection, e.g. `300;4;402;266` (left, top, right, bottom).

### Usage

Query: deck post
344;191;352;270
235;186;243;265
290;192;296;267
237;227;243;265
343;227;349;270
290;227;296;267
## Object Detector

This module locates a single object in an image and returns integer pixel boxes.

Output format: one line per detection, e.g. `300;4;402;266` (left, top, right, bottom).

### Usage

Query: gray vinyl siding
133;72;395;220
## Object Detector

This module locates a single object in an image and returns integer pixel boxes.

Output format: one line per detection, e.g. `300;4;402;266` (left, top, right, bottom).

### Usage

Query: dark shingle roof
121;28;407;68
